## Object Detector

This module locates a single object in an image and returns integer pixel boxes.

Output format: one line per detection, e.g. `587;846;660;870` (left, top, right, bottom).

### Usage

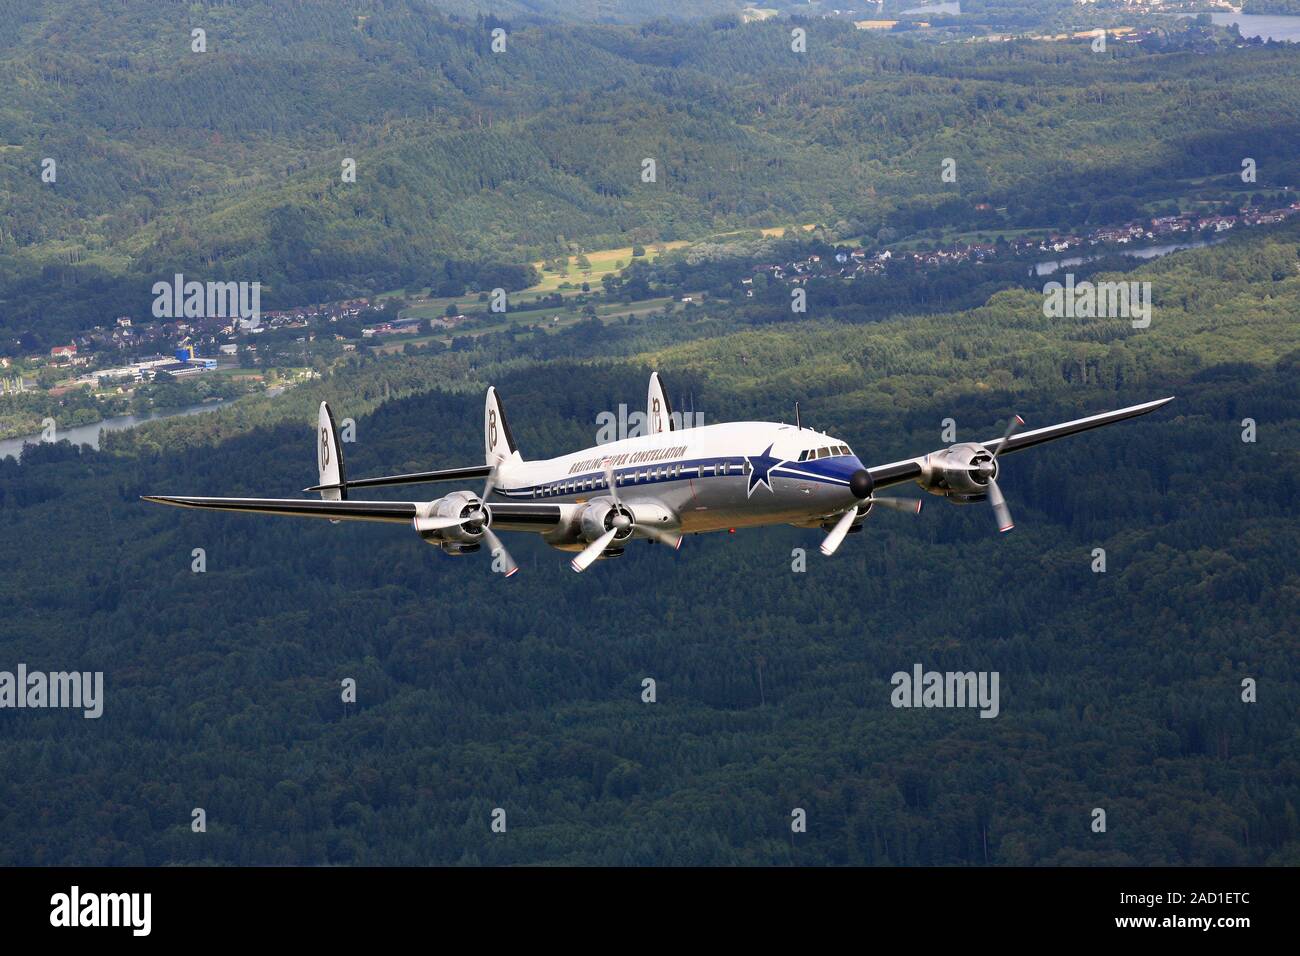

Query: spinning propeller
570;461;683;573
952;413;1023;533
412;465;518;576
819;494;922;557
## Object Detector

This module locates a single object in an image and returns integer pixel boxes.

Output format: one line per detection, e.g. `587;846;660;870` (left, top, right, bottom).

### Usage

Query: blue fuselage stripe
498;455;859;498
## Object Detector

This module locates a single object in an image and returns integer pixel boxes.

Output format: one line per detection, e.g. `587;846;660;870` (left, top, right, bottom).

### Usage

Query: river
0;400;228;462
1205;12;1300;42
1034;237;1223;277
900;2;961;14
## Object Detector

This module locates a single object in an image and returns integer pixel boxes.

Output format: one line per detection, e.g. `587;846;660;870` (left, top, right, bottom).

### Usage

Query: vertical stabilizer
317;401;346;502
647;371;675;435
485;386;523;467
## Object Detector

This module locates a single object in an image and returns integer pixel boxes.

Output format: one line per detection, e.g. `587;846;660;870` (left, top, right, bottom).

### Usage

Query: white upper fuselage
493;421;865;533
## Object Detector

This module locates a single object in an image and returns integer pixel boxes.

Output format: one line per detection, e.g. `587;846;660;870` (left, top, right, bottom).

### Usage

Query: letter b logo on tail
484;387;522;465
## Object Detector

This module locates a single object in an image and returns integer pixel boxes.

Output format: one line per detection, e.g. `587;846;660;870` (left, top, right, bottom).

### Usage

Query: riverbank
0;400;229;462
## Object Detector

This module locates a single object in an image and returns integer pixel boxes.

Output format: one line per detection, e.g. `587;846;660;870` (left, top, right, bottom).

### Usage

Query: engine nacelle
917;442;996;501
575;498;679;545
414;490;485;546
578;499;635;544
623;500;677;534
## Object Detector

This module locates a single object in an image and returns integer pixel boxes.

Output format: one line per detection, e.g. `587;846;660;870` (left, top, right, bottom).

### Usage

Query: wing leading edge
865;396;1174;491
141;495;563;532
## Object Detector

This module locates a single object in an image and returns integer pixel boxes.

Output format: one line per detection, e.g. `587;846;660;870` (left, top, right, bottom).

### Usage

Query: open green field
529;242;691;293
396;224;813;322
524;224;814;293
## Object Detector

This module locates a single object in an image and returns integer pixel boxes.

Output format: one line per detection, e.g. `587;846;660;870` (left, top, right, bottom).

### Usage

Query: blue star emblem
745;444;785;497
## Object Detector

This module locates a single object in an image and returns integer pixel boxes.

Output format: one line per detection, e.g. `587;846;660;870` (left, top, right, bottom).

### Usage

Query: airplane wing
865;396;1174;490
141;495;563;533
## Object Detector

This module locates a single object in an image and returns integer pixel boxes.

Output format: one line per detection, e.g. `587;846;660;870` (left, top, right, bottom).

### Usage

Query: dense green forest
0;217;1296;865
2;0;1296;347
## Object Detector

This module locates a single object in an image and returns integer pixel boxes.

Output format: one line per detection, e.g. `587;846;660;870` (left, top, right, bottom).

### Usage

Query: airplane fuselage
495;420;865;535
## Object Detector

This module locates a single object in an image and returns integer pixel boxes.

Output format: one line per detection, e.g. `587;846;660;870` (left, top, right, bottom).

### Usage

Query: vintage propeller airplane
143;373;1173;574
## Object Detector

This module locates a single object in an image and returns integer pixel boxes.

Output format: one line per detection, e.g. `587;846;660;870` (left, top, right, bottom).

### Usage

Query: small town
3;198;1297;416
757;200;1300;286
0;297;473;399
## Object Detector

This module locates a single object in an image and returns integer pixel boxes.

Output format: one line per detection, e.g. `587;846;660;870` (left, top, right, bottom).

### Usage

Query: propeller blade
641;525;683;549
601;459;621;506
992;414;1024;459
482;527;518;577
597;458;680;549
570;527;619;573
481;464;499;501
871;496;922;514
819;506;859;557
987;478;1014;533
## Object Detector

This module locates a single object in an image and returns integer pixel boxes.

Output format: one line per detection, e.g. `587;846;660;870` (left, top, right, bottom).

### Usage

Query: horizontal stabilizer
305;464;493;494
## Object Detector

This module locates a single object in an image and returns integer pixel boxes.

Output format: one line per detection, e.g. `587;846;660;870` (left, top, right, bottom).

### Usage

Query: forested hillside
3;0;1298;344
1;221;1296;865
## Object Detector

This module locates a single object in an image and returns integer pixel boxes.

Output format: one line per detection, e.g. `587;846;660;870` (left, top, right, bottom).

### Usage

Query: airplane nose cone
849;469;873;500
